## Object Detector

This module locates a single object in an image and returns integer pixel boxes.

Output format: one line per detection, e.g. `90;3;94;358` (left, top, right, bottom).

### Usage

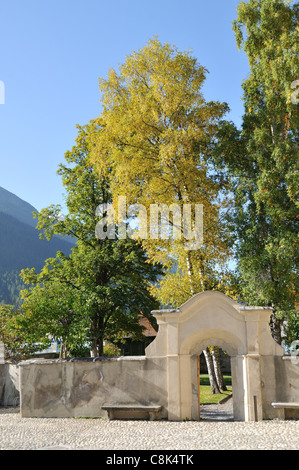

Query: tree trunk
211;346;227;391
270;312;283;345
97;339;104;357
90;339;98;357
59;342;63;359
90;338;104;357
59;341;69;359
203;348;220;394
90;310;105;357
59;340;65;359
185;250;197;295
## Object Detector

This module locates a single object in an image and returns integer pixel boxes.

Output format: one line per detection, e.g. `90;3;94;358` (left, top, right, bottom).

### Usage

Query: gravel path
200;396;234;421
0;405;298;450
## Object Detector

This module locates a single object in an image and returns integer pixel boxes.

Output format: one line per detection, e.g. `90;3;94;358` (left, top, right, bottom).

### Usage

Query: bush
103;342;121;357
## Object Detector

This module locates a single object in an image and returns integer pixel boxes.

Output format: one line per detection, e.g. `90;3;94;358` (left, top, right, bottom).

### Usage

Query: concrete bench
272;402;299;420
102;404;162;421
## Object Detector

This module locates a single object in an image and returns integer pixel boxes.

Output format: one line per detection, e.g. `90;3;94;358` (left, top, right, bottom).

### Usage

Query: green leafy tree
214;0;298;344
21;122;162;357
283;309;299;350
0;304;44;361
20;272;85;358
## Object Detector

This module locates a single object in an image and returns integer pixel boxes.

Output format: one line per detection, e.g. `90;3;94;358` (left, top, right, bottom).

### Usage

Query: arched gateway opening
146;291;284;422
191;346;234;422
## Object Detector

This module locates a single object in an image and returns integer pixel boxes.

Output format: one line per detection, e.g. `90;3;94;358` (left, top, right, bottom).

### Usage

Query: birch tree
90;38;233;389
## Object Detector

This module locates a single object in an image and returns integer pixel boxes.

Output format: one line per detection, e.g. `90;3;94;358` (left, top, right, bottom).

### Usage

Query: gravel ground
0;403;299;451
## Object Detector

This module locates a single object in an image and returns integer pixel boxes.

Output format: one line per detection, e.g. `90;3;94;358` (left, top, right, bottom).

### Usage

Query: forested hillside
0;187;74;305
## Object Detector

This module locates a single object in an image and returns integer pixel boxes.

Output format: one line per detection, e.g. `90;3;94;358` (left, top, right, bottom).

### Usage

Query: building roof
138;314;157;338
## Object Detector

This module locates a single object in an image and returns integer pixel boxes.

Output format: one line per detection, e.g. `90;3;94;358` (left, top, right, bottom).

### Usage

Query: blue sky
0;0;249;212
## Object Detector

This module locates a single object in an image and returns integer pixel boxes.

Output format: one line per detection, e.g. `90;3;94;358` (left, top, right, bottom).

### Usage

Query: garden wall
19;356;168;418
261;356;299;420
1;352;298;420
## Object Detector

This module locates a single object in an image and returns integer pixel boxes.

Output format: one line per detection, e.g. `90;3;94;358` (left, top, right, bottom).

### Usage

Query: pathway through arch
200;396;234;421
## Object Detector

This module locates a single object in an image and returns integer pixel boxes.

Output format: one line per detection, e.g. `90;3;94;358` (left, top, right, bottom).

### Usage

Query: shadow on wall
0;364;20;407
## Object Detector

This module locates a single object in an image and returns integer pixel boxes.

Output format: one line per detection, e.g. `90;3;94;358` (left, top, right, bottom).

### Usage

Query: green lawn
200;375;232;404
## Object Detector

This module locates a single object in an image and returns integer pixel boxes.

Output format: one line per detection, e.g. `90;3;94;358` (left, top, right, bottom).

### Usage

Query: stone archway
146;291;284;421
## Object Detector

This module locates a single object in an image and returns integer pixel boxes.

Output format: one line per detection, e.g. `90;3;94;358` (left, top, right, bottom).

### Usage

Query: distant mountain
0;187;38;228
0;187;75;305
0;211;74;272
